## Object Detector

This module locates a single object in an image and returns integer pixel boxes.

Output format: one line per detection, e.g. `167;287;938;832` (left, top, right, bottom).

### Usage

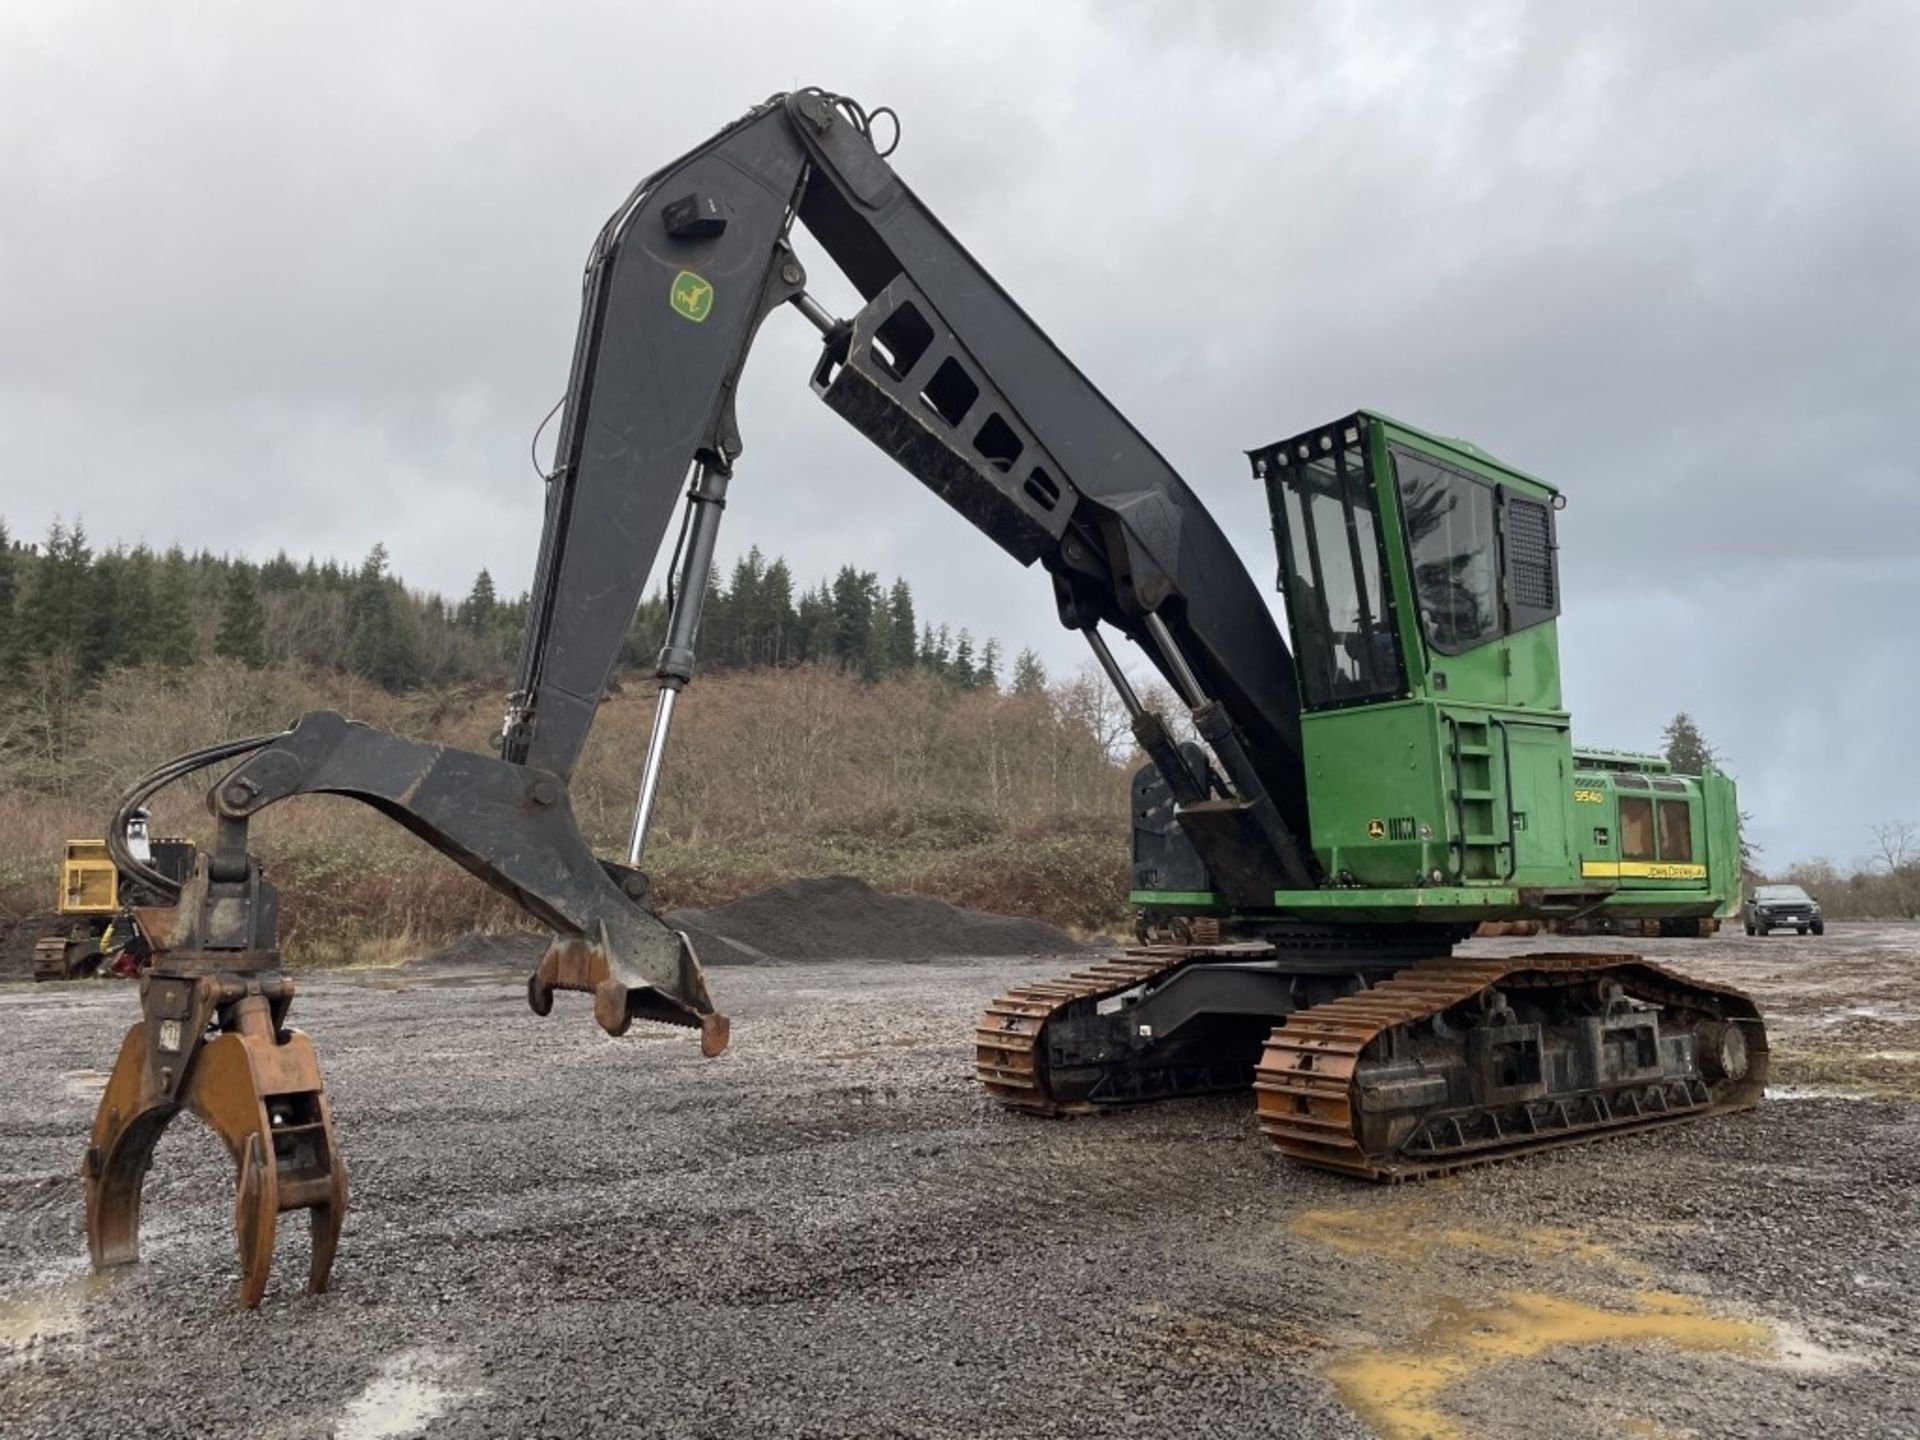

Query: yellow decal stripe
1581;860;1708;881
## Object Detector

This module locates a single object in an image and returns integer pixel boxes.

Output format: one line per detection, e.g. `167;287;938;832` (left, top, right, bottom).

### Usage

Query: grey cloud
1;0;1913;865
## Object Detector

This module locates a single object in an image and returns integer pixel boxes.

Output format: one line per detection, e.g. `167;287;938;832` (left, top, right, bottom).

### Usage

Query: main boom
502;89;1316;891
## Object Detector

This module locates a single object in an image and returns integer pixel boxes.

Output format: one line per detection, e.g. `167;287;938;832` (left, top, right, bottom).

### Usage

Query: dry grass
1;661;1135;961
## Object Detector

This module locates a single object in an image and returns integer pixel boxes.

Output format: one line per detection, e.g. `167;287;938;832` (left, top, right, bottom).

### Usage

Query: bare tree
1870;821;1918;874
1865;821;1920;919
1054;661;1135;763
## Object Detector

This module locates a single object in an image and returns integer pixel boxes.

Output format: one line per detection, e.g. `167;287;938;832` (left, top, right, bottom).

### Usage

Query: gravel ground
3;924;1917;1439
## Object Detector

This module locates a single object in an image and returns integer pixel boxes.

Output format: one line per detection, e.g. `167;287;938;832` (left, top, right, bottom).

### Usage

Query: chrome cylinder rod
1142;611;1206;708
626;687;679;865
625;461;732;868
1081;625;1144;718
790;290;840;336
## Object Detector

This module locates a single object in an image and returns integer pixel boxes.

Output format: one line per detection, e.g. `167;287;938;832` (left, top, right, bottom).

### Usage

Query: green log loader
77;89;1764;1307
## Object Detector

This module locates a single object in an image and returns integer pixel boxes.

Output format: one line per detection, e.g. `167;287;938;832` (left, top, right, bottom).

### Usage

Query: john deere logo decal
1366;818;1387;839
670;270;714;323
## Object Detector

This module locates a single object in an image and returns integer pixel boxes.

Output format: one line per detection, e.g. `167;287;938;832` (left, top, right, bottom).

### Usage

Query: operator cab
1245;413;1583;898
1254;412;1563;716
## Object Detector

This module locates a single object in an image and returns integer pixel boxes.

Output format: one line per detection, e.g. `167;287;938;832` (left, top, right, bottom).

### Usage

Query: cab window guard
1266;431;1404;711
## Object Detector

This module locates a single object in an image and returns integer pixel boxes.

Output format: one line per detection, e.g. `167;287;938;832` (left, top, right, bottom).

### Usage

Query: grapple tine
233;1132;279;1310
84;1023;172;1272
308;1144;347;1296
529;927;730;1051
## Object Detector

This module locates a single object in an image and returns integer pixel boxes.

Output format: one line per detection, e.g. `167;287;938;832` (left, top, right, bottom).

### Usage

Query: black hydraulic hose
106;732;286;898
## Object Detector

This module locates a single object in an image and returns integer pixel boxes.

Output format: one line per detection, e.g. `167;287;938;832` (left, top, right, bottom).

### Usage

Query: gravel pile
408;876;1081;974
667;875;1080;964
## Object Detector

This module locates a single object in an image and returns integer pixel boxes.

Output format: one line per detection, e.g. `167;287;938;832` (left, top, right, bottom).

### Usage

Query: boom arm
140;88;1321;1044
504;88;1315;891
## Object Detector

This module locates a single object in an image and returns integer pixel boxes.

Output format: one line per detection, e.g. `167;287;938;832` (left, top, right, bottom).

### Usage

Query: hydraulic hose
106;732;286;898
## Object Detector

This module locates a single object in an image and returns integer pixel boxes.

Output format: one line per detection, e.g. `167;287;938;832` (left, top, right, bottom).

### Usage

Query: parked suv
1745;883;1824;936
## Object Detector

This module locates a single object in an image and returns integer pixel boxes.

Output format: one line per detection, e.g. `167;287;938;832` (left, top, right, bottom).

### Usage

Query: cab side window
1393;454;1499;651
1657;800;1693;862
1268;439;1405;709
1619;796;1655;861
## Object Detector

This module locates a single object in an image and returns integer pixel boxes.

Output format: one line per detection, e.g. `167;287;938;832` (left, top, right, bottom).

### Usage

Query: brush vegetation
0;520;1139;963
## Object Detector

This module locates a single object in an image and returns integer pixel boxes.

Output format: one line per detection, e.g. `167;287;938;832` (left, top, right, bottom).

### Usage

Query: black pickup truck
1744;883;1825;936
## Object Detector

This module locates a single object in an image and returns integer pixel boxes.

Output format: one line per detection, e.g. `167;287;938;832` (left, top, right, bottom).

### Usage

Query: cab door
1502;720;1574;885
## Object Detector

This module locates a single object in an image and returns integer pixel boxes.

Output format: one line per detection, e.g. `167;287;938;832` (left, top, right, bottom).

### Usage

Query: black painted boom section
502;90;1310;845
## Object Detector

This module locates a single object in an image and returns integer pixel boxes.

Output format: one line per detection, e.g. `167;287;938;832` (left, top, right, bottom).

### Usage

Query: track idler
83;960;345;1309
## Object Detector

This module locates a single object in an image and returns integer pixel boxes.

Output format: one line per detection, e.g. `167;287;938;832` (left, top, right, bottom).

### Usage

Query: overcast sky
2;1;1915;867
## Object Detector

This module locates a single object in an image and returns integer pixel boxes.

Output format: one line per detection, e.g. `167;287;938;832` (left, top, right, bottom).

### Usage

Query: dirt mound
667;875;1082;965
410;877;1083;972
412;930;545;973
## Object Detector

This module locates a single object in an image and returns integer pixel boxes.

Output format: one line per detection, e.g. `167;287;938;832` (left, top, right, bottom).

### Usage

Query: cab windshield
1267;431;1404;710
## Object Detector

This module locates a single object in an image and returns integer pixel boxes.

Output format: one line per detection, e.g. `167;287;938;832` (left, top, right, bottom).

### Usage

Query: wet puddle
1814;1004;1920;1026
0;1297;73;1348
1765;1084;1874;1101
333;1348;477;1440
0;1271;111;1351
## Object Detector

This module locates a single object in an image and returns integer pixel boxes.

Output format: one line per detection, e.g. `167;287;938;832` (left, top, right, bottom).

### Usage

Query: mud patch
1325;1290;1768;1440
1287;1195;1874;1440
1289;1196;1631;1274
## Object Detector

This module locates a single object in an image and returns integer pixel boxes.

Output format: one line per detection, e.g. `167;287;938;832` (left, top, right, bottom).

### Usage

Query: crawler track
33;932;82;982
974;952;1193;1113
978;949;1767;1182
1254;952;1768;1180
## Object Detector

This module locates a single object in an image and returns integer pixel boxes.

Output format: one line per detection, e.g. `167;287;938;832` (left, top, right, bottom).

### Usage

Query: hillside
0;521;1138;961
